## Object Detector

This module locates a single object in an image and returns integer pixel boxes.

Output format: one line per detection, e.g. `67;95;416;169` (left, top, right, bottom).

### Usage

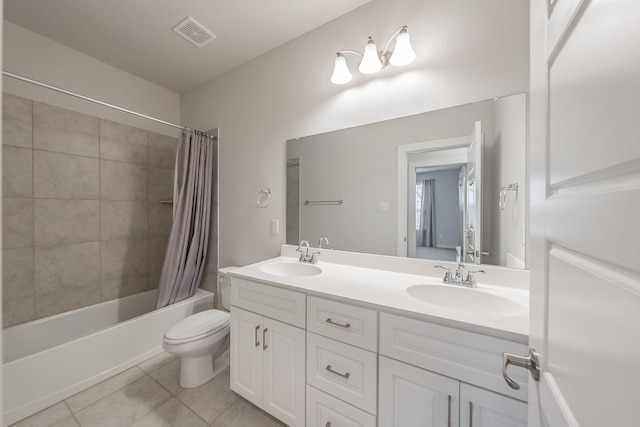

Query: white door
460;384;526;427
378;356;459;427
230;307;263;407
465;121;483;264
263;317;306;427
527;1;640;426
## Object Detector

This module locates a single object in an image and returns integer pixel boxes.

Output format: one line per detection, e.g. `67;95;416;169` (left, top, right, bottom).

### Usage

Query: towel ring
257;189;271;208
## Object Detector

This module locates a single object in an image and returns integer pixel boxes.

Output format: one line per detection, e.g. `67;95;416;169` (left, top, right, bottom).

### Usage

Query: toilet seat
164;309;230;345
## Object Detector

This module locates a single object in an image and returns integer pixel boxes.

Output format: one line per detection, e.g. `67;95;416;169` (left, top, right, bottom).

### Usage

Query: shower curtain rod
2;70;217;140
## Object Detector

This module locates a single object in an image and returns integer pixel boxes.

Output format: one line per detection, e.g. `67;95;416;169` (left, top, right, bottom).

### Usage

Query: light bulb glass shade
330;54;352;85
358;38;382;74
389;29;416;67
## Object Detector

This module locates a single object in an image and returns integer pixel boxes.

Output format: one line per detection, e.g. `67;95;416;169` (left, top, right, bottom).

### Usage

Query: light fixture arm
336;49;364;58
380;26;408;66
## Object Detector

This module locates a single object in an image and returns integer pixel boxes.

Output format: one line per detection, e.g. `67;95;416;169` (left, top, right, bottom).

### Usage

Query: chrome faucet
318;236;330;249
296;240;319;264
434;246;485;287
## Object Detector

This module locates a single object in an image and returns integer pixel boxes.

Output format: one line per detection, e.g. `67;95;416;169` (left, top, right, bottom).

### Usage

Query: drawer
307;332;377;414
307;297;377;352
306;385;376;427
379;312;529;401
231;278;306;328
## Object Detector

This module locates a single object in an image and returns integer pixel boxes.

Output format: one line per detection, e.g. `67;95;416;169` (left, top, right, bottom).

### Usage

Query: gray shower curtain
417;179;435;247
156;130;214;308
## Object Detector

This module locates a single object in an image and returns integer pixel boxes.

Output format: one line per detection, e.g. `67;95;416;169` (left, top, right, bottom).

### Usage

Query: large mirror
286;93;527;268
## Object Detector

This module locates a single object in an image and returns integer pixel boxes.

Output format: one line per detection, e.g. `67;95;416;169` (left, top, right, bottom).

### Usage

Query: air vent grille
172;17;216;48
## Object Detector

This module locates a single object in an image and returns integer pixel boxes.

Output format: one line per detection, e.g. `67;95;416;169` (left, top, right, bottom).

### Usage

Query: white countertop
228;246;530;343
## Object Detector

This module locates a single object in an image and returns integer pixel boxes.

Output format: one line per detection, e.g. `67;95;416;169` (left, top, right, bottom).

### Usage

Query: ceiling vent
172;17;216;48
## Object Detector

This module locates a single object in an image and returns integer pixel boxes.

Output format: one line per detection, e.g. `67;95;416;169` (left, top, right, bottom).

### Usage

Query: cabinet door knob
325;364;351;379
325;318;351;329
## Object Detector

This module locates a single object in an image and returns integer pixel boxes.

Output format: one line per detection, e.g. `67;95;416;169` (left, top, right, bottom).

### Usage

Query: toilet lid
164;309;230;343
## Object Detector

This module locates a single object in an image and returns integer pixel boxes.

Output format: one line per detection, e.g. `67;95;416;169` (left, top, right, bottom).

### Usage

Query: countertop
228;247;530;343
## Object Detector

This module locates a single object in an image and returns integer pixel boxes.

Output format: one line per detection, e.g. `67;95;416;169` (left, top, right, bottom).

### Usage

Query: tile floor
11;352;285;427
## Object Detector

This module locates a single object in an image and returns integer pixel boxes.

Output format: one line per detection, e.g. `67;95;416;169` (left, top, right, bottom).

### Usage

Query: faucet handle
464;269;486;287
434;265;453;283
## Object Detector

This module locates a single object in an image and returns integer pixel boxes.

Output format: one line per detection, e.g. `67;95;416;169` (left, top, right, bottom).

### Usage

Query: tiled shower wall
2;93;177;327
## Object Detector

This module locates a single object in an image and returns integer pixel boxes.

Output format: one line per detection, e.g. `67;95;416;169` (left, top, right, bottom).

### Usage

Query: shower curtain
156;130;214;308
417;179;436;247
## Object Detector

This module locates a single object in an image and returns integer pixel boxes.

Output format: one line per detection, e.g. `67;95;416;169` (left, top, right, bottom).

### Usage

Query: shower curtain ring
257;189;271;208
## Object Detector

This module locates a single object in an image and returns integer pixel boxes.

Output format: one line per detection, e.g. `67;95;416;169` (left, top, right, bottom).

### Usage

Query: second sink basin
259;262;322;278
406;284;526;316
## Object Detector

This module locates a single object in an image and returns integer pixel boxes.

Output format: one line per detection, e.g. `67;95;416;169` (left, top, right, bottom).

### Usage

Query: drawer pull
254;325;260;347
325;364;351;379
262;328;268;350
325;318;351;329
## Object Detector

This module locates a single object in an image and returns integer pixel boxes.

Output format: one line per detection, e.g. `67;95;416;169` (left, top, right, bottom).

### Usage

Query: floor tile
211;399;285;427
51;416;80;427
177;368;238;423
74;376;171;427
148;358;183;395
137;351;176;374
66;366;146;413
11;402;71;427
129;398;208;427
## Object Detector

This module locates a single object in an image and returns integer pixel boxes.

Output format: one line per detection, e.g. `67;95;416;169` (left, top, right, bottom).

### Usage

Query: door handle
254;325;260;347
262;328;268;350
502;349;540;390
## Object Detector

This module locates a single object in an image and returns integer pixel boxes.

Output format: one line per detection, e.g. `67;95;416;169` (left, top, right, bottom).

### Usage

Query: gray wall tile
101;238;149;282
3;247;34;300
101;200;148;240
35;283;101;318
3;145;33;198
149;203;173;236
34;242;101;294
35;199;100;246
149;236;169;290
148;167;173;201
3;93;33;148
33;102;99;157
3;198;34;249
101;160;147;201
100;120;148;165
101;273;149;301
3;295;35;327
148;133;177;169
34;151;100;199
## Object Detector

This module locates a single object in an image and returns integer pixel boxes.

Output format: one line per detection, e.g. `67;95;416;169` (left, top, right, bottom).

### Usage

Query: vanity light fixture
330;26;416;85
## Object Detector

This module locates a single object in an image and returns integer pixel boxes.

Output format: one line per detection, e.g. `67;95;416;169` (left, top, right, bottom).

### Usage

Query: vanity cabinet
306;296;378;427
379;312;528;427
230;279;306;427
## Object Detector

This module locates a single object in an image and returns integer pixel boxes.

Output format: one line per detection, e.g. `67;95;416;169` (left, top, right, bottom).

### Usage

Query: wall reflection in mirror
286;93;527;269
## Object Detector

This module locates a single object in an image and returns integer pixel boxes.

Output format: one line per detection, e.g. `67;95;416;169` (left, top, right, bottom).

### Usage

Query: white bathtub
2;288;215;426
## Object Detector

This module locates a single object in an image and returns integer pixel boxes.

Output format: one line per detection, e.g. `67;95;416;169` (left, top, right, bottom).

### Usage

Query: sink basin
259;262;322;277
406;285;526;316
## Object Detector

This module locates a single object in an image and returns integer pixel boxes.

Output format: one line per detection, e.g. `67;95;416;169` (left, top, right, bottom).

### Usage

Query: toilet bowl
162;268;235;388
163;309;230;388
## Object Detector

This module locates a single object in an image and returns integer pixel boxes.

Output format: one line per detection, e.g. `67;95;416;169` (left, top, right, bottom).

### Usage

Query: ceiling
4;0;372;94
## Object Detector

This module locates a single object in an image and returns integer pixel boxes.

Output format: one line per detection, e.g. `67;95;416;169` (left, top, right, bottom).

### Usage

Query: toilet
162;270;233;388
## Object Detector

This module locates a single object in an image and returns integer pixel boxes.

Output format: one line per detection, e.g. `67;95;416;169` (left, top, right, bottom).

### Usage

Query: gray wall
2;94;177;327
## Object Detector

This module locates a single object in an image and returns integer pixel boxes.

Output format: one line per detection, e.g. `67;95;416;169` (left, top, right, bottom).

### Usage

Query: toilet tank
217;267;238;310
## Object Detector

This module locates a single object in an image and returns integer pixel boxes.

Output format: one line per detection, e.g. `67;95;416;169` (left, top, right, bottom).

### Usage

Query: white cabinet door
379;356;459;427
460;384;526;427
230;307;263;407
263;317;306;427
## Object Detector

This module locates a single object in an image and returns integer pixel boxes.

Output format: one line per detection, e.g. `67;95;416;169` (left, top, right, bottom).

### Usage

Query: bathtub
2;288;215;426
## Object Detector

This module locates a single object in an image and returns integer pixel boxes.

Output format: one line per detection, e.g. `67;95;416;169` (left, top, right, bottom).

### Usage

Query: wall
491;93;527;267
416;169;461;249
181;0;530;267
2;94;177;327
